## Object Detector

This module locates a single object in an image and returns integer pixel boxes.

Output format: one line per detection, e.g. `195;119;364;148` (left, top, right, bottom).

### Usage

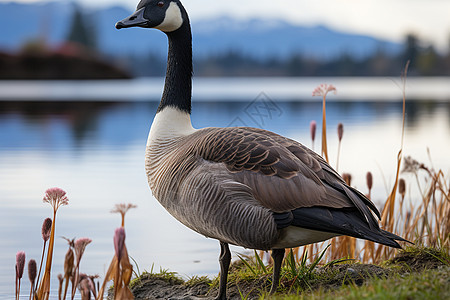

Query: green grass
263;246;449;300
185;275;212;287
129;268;184;288
384;246;449;271
268;267;449;300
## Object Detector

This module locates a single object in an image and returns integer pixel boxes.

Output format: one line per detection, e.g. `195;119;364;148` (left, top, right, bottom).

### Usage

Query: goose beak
115;7;149;29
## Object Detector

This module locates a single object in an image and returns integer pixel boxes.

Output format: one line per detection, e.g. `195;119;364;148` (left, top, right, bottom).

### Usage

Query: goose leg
269;248;285;294
215;241;231;300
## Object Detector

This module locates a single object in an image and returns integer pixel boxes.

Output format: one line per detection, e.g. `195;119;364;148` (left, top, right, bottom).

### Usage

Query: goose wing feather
193;127;380;229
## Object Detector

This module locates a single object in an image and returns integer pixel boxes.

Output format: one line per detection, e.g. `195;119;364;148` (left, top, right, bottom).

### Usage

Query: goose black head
115;0;187;32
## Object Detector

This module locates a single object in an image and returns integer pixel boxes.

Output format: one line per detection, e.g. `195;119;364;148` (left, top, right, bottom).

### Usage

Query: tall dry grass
297;62;449;265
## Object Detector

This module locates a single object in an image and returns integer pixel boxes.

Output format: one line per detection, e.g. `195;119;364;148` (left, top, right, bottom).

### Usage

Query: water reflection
0;99;449;298
1;100;449;149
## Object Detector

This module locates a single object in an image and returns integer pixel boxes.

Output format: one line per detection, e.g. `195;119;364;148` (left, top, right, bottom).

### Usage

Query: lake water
0;77;449;298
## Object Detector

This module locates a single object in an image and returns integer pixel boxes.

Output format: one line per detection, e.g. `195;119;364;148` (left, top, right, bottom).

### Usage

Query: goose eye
157;1;164;7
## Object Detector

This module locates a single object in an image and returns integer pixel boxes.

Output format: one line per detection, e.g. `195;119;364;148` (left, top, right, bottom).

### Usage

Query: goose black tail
274;207;410;248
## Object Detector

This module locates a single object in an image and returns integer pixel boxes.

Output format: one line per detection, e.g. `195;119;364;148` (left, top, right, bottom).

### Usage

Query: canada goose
116;1;407;299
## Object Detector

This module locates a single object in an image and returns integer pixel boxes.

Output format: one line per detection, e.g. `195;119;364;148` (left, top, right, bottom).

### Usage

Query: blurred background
0;0;449;298
0;0;449;79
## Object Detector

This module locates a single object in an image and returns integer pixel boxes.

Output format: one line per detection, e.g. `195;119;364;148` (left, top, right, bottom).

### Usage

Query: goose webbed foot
269;248;285;294
215;241;231;300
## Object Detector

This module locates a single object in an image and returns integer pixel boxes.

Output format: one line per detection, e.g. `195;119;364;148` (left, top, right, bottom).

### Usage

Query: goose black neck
157;21;192;114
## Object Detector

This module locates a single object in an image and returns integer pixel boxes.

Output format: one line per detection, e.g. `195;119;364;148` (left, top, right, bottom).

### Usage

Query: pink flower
114;227;126;261
28;259;37;283
71;239;91;297
111;203;137;215
312;84;337;97
15;251;26;279
74;238;92;263
111;203;137;226
41;218;52;242
43;187;69;211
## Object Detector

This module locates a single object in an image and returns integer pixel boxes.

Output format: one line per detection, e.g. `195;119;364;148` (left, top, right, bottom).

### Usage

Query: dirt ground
128;248;449;300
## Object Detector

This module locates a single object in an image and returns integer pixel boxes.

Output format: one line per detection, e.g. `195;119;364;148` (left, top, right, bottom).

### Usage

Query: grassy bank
128;246;449;299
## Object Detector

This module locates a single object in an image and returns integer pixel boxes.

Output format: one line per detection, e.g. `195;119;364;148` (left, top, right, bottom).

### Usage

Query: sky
3;0;450;52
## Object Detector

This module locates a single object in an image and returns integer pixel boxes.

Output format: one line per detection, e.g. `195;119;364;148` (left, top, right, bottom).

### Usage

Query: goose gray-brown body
145;114;337;250
116;1;407;298
144;107;395;250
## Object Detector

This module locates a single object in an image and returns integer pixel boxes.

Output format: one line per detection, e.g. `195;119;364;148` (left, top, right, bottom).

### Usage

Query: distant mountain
192;17;401;60
0;1;402;60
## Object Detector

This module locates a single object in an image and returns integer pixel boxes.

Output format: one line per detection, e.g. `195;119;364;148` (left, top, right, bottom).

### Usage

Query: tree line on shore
125;33;450;77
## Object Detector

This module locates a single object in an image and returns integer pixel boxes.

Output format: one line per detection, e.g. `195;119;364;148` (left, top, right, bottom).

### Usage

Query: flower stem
36;210;57;300
34;241;46;292
321;95;329;162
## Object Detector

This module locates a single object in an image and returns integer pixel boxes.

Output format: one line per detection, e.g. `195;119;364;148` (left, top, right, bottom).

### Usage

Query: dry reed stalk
321;97;329;162
328;238;337;262
337;238;348;261
361;241;375;263
392;155;448;252
35;218;52;295
328;238;339;262
57;274;63;300
97;244;133;299
428;171;448;248
333;236;356;261
349;237;356;258
61;238;74;300
376;149;403;260
70;238;92;300
406;164;449;247
97;256;118;299
312;84;336;163
97;205;136;300
396;179;406;224
371;62;409;262
36;188;69;300
403;210;413;242
329;238;341;261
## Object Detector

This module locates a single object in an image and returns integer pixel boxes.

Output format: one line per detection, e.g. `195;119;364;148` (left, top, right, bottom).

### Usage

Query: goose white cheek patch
156;2;183;32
